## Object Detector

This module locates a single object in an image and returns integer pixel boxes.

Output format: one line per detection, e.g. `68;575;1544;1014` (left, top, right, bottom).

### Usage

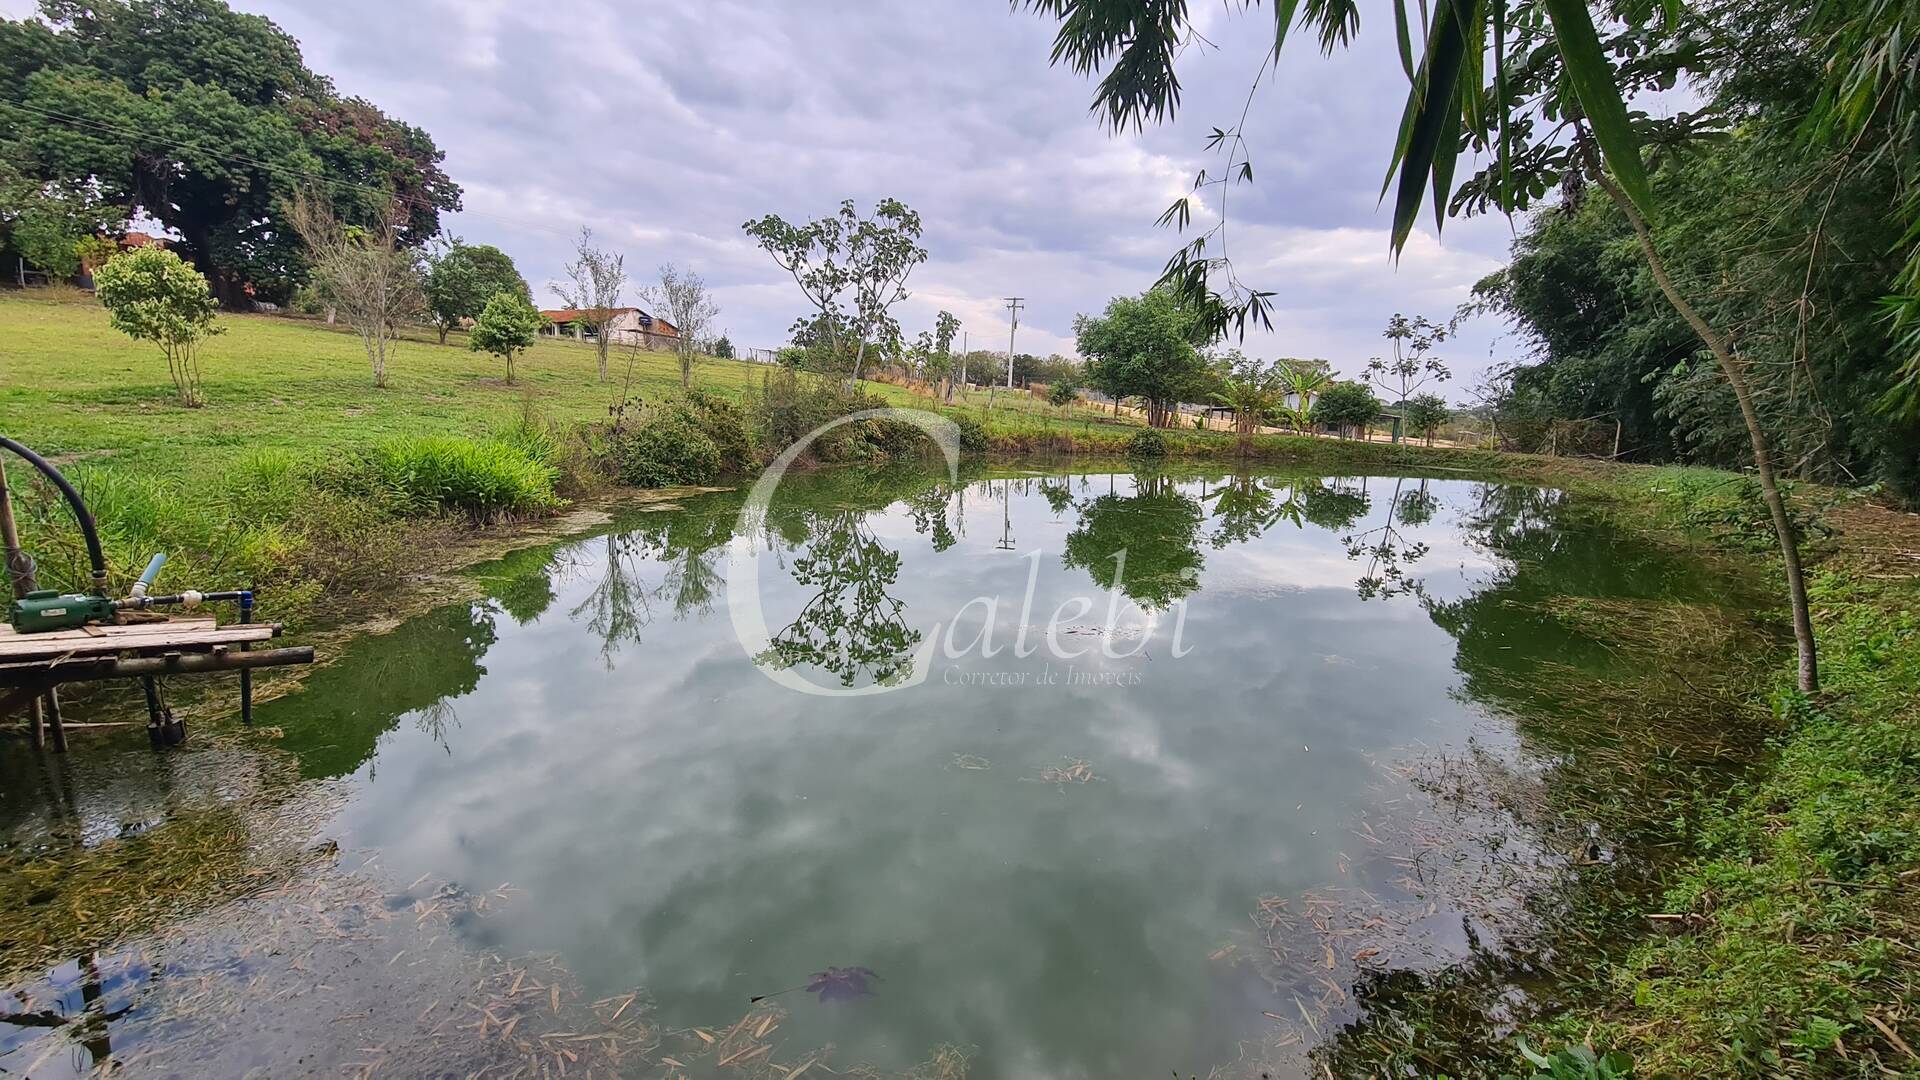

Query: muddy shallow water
0;467;1766;1078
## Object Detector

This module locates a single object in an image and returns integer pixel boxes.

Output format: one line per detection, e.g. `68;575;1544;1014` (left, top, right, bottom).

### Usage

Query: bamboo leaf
1541;0;1654;216
1392;0;1417;80
1388;0;1470;252
1459;0;1487;143
1432;83;1465;230
1495;0;1510;201
1271;0;1306;56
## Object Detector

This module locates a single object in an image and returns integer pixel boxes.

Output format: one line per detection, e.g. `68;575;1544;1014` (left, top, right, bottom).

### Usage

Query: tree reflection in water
571;532;655;667
746;470;967;688
757;513;921;687
1061;472;1206;611
1204;474;1306;548
1341;476;1432;601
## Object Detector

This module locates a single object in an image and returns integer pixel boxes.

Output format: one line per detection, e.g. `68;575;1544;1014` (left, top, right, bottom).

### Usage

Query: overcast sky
7;0;1539;394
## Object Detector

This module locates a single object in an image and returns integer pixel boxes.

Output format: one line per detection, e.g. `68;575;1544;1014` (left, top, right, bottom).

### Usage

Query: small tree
468;291;543;384
422;237;481;345
933;310;961;400
422;237;525;346
93;247;221;406
1404;394;1451;447
1274;359;1331;432
552;227;626;382
1363;314;1451;444
3;177;126;282
643;262;721;389
74;235;119;277
743;198;927;385
1211;350;1284;450
288;192;424;388
711;334;735;359
1075;288;1212;427
1048;377;1081;413
1314;382;1381;440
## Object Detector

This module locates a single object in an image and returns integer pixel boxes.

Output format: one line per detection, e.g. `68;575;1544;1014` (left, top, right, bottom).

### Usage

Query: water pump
9;553;183;632
10;589;118;633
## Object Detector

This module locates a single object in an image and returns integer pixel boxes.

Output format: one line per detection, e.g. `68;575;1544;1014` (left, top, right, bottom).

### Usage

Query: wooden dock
0;616;314;750
0;616;278;664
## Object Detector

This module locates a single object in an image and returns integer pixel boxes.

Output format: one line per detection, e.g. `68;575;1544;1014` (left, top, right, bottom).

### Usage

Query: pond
0;466;1767;1078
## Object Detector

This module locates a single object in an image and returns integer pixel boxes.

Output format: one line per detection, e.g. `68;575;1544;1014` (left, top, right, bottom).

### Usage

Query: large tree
1073;288;1213;428
0;0;459;307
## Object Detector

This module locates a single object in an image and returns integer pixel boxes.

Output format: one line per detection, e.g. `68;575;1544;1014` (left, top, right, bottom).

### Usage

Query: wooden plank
0;622;277;661
0;616;218;639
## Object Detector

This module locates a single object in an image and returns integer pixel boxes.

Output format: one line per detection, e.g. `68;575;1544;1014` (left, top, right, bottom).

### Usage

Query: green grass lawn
0;291;772;482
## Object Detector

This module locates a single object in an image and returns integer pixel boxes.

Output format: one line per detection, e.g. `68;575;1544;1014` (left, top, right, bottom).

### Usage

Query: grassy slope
0;292;769;481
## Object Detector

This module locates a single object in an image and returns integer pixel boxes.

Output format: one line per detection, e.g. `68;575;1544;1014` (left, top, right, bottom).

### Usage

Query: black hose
0;436;108;594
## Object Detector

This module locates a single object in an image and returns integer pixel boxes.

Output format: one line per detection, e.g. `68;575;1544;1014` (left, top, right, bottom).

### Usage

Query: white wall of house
604;309;676;345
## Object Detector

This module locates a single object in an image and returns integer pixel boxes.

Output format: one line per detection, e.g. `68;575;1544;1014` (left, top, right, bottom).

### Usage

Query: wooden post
238;590;254;725
43;690;66;752
0;458;53;750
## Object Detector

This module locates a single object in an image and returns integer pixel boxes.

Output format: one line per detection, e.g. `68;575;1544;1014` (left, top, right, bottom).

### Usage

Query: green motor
9;590;116;633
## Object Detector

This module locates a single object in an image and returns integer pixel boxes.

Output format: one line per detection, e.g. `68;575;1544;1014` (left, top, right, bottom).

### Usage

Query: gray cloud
5;0;1525;390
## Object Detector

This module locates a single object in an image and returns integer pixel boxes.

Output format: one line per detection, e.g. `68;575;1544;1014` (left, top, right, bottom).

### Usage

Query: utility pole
1003;297;1023;389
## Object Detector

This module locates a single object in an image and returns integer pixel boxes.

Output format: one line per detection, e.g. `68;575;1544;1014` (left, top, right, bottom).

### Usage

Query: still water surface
2;467;1759;1076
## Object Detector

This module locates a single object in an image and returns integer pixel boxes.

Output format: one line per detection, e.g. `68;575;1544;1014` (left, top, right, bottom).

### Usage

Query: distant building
538;306;679;349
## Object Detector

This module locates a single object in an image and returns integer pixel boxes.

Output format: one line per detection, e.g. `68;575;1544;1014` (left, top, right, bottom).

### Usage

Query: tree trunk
1596;174;1819;692
437;324;450;346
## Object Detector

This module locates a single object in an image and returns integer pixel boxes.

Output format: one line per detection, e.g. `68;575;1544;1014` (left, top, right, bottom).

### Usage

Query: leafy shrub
1314;380;1382;435
1126;428;1168;457
1645;469;1831;552
93;246;222;406
754;368;896;462
672;389;755;473
947;411;988;455
348;435;559;517
287;285;328;316
611;416;722;487
865;415;938;459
